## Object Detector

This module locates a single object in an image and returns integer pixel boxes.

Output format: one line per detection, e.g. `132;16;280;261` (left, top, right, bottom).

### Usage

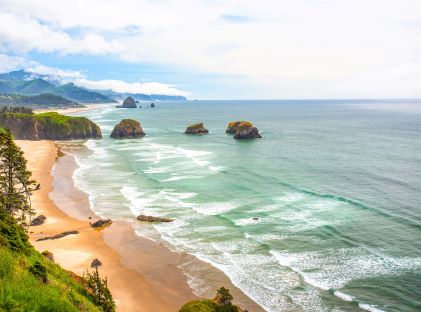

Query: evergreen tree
85;267;116;312
0;129;39;225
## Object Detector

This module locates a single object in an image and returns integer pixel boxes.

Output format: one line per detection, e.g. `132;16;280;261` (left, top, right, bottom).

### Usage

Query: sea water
70;100;421;311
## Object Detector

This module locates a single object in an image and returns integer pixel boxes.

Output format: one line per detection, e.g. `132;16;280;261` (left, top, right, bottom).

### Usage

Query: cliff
0;112;102;140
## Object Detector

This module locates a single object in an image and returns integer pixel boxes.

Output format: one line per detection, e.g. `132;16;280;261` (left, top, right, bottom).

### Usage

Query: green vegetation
0;93;82;108
0;112;102;140
179;287;241;312
0;131;114;311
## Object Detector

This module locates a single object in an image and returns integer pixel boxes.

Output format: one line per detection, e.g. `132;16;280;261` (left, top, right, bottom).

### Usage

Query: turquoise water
73;100;421;311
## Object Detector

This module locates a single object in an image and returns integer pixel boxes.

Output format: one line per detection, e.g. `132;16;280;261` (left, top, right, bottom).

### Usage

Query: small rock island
110;119;145;138
226;121;261;139
185;123;209;135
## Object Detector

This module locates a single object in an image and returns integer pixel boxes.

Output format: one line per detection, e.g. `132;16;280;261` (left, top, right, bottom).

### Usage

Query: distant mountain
0;69;187;102
0;93;83;108
54;82;113;103
99;90;187;101
0;69;58;83
0;76;115;103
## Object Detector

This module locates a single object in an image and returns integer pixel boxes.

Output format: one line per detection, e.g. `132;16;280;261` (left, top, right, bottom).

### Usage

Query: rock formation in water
233;121;261;139
110;119;145;138
137;215;174;222
150;103;155;108
120;96;137;108
225;121;246;134
184;123;209;135
0;112;102;140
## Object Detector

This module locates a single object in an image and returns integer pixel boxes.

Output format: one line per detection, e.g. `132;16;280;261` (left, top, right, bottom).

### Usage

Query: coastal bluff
0;111;102;140
110;119;145;138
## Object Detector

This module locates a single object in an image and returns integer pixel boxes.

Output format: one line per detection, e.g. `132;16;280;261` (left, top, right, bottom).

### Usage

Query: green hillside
0;93;82;108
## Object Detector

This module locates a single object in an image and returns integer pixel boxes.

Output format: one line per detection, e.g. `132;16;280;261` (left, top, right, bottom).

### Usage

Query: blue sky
0;0;420;99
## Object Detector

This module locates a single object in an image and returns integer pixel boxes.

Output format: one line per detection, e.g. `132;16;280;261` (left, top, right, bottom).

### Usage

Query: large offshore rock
184;123;209;135
110;119;145;138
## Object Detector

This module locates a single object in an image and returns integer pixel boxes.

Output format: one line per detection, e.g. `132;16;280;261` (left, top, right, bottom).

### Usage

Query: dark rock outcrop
36;230;79;241
91;258;102;268
184;123;209;135
110;119;145;138
121;96;137;108
90;219;113;230
150;103;155;108
233;121;261;139
137;215;174;223
30;215;46;226
225;121;245;134
41;250;54;262
0;112;102;140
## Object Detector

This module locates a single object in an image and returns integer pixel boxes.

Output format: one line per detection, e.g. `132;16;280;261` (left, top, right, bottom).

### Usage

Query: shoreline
35;103;106;115
17;139;264;312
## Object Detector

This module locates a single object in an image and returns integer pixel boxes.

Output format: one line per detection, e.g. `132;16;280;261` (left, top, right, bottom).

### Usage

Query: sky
0;0;420;99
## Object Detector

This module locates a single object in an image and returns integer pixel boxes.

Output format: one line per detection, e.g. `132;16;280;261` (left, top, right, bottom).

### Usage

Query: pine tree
0;129;39;226
85;267;116;312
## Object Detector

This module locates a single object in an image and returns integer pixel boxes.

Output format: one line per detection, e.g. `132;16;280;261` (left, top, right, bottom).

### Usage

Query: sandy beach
16;140;264;312
35;103;105;115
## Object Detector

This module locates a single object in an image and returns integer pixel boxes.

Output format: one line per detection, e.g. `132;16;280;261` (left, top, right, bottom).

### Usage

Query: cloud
0;53;83;79
75;79;190;96
220;14;254;23
0;0;420;98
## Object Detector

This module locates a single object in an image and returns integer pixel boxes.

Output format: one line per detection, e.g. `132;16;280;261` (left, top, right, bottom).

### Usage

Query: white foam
359;303;386;312
191;202;239;216
333;291;353;302
161;175;201;182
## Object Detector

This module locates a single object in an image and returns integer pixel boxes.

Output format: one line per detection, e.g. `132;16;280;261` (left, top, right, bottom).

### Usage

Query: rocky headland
0;111;102;140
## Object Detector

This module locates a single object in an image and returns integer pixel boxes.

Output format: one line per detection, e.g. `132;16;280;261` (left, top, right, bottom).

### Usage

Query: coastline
17;139;264;312
35;103;105;115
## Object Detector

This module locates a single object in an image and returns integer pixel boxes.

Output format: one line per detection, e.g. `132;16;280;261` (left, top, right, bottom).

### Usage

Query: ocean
69;100;420;311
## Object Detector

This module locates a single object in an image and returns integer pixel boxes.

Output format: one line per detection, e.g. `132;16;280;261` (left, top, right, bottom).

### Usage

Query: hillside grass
0;208;102;311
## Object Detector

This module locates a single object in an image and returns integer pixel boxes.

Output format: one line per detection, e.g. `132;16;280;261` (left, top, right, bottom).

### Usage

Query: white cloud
0;0;420;98
75;79;190;96
0;54;26;72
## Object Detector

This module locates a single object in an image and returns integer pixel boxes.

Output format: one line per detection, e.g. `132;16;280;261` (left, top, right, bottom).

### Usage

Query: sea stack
110;119;145;138
150;102;155;108
232;121;261;139
184;123;209;135
226;121;246;134
121;96;137;108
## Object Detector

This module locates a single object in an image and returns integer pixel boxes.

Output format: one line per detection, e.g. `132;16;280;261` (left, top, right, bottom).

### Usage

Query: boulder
41;250;54;262
110;119;145;138
150;103;155;108
36;230;79;241
91;219;113;230
91;258;102;268
185;123;209;135
121;96;137;108
233;121;261;139
30;215;46;226
137;215;174;223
